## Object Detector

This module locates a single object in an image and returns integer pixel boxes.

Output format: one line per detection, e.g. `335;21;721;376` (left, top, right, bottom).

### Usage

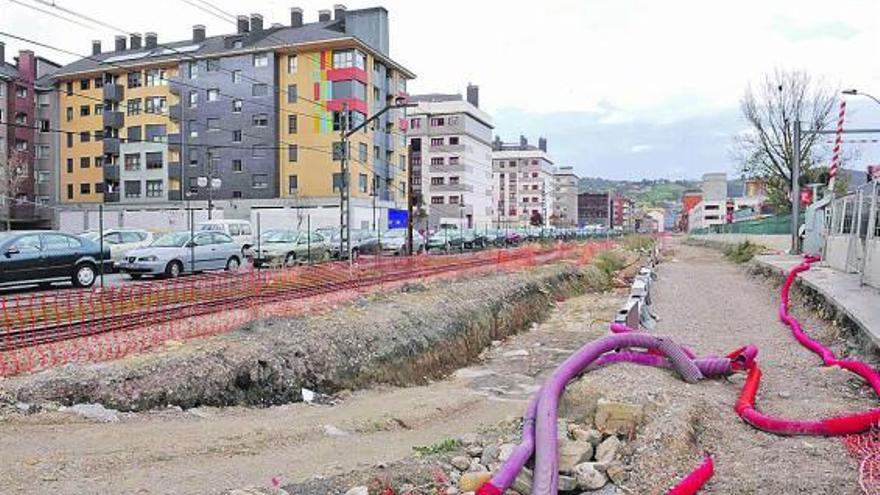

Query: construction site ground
0;240;874;494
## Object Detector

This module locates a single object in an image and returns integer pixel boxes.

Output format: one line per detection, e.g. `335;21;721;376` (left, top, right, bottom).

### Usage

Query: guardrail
0;241;612;377
826;181;879;287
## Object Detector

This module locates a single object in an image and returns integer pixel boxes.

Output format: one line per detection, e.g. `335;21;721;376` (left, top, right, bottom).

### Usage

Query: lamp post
843;89;880;107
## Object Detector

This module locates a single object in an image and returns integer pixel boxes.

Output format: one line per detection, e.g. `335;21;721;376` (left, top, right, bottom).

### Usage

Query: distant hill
578;178;700;208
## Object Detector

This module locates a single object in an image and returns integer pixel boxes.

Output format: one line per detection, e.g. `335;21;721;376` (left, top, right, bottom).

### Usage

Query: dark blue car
0;231;110;289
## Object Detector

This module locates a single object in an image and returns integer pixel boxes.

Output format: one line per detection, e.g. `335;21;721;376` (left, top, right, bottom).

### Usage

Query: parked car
0;231;110;288
79;229;155;268
196;220;253;254
117;231;242;279
358;229;425;255
253;230;332;267
426;229;463;253
330;229;378;259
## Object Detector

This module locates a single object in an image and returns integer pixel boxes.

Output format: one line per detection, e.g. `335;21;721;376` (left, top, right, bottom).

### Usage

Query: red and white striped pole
829;99;846;192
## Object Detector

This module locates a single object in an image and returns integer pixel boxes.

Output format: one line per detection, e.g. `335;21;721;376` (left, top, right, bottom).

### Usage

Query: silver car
117;231;243;279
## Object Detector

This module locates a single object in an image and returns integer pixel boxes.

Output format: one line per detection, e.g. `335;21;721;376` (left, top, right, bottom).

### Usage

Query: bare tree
733;68;837;211
0;151;31;231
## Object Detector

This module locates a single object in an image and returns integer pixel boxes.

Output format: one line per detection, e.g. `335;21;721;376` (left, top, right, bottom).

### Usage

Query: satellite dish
211;178;222;189
197;177;208;188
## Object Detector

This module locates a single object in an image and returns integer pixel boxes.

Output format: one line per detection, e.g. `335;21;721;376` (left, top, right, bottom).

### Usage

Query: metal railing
827;181;879;285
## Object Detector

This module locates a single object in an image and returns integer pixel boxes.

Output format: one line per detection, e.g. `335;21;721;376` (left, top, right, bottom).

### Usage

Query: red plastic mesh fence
844;431;880;495
0;241;613;377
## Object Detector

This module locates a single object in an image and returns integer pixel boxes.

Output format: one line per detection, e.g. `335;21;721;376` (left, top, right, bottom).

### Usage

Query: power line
6;0;95;29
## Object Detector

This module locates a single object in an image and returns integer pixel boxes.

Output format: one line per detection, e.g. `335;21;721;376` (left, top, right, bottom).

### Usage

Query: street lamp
843;89;880;107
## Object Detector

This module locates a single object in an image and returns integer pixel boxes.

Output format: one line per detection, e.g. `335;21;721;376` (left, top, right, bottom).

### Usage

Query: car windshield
79;232;100;242
262;230;299;243
0;232;17;244
151;232;191;247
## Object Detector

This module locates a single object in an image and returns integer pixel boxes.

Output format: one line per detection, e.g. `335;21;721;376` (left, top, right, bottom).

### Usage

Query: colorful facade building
47;5;413;227
0;42;60;229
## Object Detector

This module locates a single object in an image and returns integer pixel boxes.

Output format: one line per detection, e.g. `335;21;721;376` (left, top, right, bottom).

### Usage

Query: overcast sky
3;0;880;180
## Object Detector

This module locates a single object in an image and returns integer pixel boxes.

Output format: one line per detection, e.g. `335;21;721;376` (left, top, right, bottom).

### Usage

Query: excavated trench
3;263;598;412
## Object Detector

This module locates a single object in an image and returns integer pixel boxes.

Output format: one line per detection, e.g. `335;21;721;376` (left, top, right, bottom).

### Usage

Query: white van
196;219;253;253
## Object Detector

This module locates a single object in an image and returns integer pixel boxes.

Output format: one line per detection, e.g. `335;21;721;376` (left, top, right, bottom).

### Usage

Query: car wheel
72;263;97;288
165;260;183;279
284;252;297;267
129;274;143;280
226;256;241;271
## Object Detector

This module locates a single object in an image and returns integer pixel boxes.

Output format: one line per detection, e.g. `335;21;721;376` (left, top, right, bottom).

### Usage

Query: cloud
630;145;653;153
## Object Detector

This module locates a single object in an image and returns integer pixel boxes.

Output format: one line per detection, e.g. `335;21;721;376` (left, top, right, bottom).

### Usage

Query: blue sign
388;209;408;229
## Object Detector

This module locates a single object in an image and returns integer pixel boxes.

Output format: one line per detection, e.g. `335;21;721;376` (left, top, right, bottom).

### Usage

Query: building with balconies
552;166;579;227
491;135;556;228
407;85;493;229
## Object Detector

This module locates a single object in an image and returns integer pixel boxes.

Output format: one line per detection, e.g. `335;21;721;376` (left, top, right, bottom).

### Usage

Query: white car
79;229;155;267
196;219;253;254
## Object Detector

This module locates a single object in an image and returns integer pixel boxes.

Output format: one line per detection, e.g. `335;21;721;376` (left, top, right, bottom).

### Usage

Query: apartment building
491;136;555;227
407;85;493;229
50;5;413;227
0;42;60;229
577;192;611;228
611;195;634;231
551;165;578;227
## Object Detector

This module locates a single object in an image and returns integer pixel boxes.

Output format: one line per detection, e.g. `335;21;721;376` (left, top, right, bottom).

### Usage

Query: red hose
667;456;714;495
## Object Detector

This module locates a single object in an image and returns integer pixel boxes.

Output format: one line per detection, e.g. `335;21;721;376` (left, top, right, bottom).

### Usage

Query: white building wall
491;150;555;227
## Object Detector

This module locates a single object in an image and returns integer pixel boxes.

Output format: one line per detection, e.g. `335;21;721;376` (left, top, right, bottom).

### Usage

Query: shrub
412;438;461;456
621;235;655;252
592;250;626;276
724;240;763;263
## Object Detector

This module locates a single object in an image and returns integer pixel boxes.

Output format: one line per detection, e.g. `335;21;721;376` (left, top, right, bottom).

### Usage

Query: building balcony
103;137;121;155
103;110;124;129
103;164;119;181
167;162;182;180
431;183;474;193
428;163;468;174
104;191;120;203
103;83;124;103
430;143;466;154
168;104;181;122
168;190;182;201
167;133;182;146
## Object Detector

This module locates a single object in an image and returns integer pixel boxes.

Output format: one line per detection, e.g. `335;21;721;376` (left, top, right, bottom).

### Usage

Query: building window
252;113;268;127
187;61;198;79
95;104;103;115
66;159;73;173
94;183;104;194
359;143;368;162
188;91;198;108
79;79;90;91
37;171;50;183
252;146;266;158
252;84;268;97
145;69;166;86
232;99;243;113
127;72;142;88
146;152;163;170
15;86;27;98
35;144;50;159
66;82;73;96
66;107;73;121
80;131;91;143
447;116;459;126
232;70;242;83
449;137;460;145
206;88;220;102
332;49;366;70
144;96;167;114
449;196;459;205
332;173;343;192
288;114;297;134
232;160;242;173
431;196;444;205
410;118;421;129
232;130;242;142
67;184;74;199
287;84;297;103
449;177;460;185
80;183;91;195
146;180;163;198
124;153;141;171
80;157;90;169
431;177;444;186
206;58;219;72
430;137;443;146
79;105;90;117
253;53;269;67
232;191;242;199
124;180;141;198
207;118;220;131
430;157;444;165
145;124;167;142
66;133;73;148
94;76;104;88
288;175;298;194
449;156;460;165
430;117;445;127
127;125;142;143
287;55;297;74
95;155;103;167
288;144;298;162
127;98;141;116
252;174;268;189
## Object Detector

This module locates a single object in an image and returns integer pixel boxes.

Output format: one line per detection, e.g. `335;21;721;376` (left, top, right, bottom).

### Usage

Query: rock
558;439;594;473
511;467;533;494
481;444;499;466
451;455;471;471
605;461;628;485
502;349;530;357
572;428;602;446
558;474;577;491
580;485;616;495
466;445;484;457
460;432;480;446
594;399;642;435
459;472;492;492
65;403;119;423
595;436;622;464
321;424;349;437
778;391;792;399
498;443;516;462
445;488;459;495
467;460;488;473
344;487;368;495
573;462;609;490
557;418;571;440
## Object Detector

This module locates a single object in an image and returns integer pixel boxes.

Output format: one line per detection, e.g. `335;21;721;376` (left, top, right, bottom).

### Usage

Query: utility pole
206;148;214;220
371;174;378;231
406;142;415;256
339;104;350;259
791;121;802;254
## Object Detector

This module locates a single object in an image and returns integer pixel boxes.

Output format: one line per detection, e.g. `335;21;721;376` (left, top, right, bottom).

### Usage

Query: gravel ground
561;240;873;494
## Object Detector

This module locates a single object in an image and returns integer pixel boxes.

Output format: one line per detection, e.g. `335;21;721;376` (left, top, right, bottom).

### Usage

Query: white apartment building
688;172;767;231
491;136;556;227
407;86;494;229
552;166;579;227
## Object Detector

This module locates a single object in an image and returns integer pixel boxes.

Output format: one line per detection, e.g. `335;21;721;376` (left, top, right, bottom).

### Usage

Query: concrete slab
756;254;880;346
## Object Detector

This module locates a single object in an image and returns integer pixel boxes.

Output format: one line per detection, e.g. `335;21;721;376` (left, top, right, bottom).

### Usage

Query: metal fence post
98;204;105;289
256;212;262;271
307;214;311;265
